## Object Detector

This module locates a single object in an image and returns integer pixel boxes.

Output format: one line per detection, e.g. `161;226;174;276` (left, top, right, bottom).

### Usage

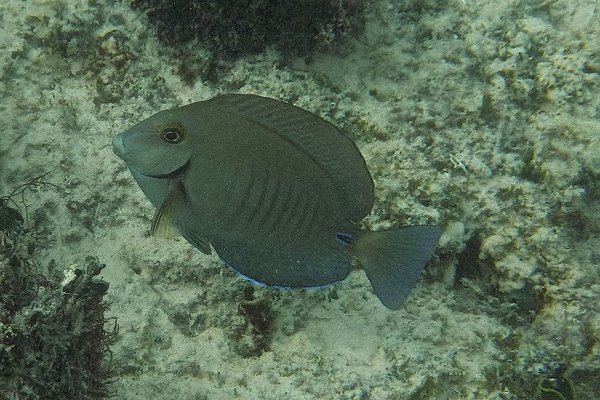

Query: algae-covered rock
0;203;114;400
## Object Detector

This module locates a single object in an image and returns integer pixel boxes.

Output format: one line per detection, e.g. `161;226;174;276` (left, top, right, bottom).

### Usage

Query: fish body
113;94;441;309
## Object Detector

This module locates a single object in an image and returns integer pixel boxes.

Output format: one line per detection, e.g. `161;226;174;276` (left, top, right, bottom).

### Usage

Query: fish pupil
162;128;183;144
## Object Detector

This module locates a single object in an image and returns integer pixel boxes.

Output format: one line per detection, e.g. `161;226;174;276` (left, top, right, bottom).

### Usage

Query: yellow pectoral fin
150;187;182;239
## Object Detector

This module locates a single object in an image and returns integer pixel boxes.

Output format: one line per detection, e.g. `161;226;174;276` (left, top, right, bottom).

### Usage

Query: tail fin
354;225;442;309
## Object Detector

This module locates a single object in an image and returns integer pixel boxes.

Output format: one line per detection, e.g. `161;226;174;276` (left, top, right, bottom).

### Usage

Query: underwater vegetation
0;178;115;400
130;0;367;58
535;375;574;400
232;287;276;357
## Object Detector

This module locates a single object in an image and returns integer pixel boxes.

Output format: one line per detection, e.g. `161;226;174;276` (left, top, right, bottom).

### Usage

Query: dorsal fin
207;94;374;221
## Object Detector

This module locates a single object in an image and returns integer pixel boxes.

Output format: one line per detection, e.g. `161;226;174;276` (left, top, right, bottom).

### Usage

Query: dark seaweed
131;0;367;58
0;182;115;400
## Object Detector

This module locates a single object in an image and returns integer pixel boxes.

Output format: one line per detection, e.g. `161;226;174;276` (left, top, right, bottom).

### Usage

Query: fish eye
161;127;183;144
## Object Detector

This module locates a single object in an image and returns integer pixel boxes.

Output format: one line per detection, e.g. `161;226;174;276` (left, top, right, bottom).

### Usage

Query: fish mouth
112;134;188;179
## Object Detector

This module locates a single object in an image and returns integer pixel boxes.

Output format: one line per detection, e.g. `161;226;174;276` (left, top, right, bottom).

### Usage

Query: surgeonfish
112;94;441;309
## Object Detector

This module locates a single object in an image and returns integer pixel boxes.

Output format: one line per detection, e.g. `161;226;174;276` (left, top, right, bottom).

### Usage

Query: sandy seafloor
1;0;599;399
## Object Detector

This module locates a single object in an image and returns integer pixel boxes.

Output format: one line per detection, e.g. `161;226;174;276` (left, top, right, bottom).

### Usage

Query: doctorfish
112;94;441;309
